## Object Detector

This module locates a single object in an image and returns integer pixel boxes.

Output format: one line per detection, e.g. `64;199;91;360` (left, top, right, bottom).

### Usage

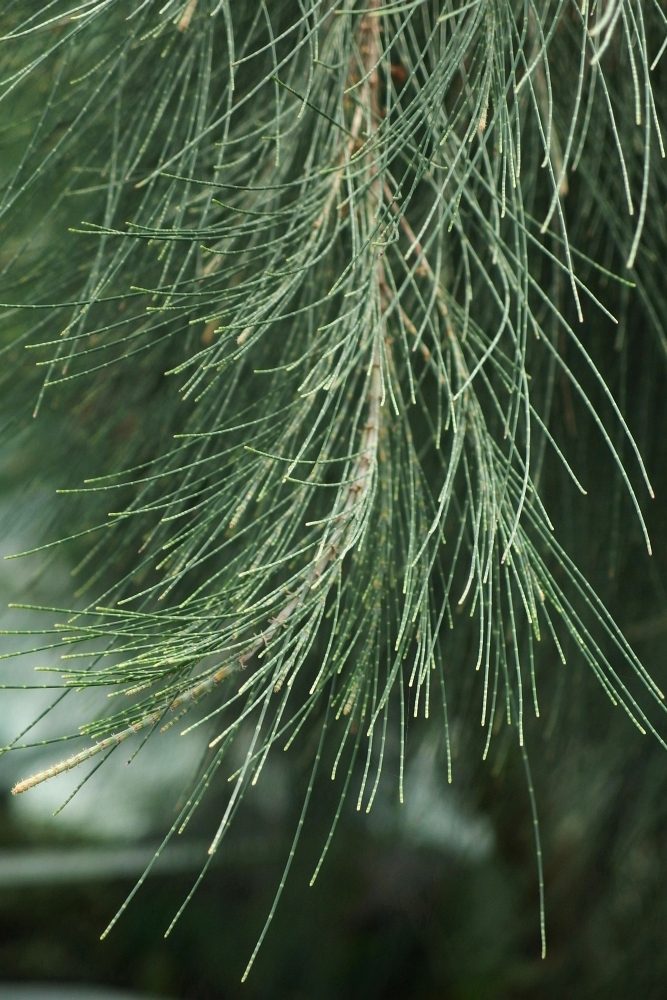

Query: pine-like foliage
1;0;666;973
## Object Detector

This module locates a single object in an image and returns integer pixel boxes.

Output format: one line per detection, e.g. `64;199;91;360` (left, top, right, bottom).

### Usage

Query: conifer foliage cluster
1;0;666;971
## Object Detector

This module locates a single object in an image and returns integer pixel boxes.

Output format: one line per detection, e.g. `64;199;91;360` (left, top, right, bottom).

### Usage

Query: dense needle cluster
1;0;666;972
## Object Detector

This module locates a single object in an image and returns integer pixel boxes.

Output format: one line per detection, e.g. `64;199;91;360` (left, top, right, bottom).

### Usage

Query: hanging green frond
1;0;666;972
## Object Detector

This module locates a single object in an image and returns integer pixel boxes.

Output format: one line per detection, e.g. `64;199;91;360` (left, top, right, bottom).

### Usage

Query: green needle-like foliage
1;0;666;973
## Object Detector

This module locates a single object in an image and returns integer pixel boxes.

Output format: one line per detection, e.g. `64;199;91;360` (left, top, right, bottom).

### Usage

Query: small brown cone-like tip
178;0;198;32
